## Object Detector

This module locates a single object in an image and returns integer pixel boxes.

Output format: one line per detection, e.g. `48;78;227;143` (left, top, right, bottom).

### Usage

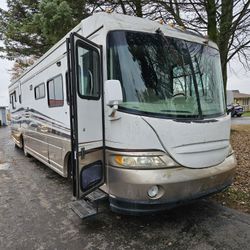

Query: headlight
109;154;179;169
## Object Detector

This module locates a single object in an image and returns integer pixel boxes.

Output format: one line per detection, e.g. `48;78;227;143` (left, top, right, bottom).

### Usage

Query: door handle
80;147;85;160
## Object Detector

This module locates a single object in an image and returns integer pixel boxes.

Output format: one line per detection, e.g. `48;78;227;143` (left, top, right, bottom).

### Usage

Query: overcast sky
0;0;249;106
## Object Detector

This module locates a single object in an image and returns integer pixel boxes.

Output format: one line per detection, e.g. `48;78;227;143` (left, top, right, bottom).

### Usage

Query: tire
23;140;30;157
237;114;242;117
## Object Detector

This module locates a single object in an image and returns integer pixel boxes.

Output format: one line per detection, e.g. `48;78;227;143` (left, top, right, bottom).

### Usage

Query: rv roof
81;12;210;45
9;12;217;87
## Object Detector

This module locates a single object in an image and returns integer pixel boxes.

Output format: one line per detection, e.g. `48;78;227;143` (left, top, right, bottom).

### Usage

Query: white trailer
9;13;236;216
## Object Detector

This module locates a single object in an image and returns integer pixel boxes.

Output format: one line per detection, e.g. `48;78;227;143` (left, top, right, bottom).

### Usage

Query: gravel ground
211;125;250;213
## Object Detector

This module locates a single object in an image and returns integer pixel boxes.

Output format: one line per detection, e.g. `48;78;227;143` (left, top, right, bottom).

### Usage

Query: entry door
67;32;105;199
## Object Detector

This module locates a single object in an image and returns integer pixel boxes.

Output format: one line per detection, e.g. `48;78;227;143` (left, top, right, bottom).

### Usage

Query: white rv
9;13;236;215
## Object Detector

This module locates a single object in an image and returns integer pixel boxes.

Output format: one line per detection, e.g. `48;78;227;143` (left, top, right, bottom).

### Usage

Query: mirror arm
108;101;119;117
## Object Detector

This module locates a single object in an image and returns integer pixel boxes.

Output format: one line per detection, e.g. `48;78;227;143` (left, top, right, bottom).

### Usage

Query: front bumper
107;154;236;214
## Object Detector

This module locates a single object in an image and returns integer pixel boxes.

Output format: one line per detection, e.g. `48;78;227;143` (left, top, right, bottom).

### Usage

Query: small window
66;71;70;104
10;91;16;109
34;83;45;100
47;75;64;107
77;42;100;99
12;95;15;109
242;98;249;106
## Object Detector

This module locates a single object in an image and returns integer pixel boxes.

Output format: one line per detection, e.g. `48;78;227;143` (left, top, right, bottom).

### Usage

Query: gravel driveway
0;126;250;250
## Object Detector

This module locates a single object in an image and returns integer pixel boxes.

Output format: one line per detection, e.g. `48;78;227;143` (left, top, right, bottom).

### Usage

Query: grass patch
243;111;250;117
212;187;250;213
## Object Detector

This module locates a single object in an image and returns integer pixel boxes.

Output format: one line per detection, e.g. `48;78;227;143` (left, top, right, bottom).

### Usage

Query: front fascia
105;110;231;169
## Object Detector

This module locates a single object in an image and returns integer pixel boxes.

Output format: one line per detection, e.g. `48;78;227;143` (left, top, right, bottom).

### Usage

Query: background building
227;90;250;111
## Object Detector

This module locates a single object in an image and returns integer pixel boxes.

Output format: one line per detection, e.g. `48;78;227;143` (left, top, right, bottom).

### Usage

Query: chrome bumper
107;154;236;214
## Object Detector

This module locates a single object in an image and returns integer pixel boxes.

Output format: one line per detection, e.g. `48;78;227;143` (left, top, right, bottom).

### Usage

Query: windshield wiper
185;45;203;119
194;55;205;96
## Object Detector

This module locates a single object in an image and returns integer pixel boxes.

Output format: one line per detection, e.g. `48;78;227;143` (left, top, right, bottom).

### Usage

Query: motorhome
9;13;236;216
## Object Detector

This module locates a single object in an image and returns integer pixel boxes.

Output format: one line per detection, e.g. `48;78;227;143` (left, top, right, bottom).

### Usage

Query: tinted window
47;75;64;107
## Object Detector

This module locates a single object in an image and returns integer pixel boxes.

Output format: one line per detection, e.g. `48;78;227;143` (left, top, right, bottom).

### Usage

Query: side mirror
104;80;123;106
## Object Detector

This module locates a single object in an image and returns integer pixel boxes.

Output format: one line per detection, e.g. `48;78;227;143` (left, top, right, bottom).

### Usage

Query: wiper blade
185;46;203;119
160;109;191;113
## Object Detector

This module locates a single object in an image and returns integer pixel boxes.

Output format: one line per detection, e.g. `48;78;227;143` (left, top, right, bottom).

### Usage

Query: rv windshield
107;31;225;118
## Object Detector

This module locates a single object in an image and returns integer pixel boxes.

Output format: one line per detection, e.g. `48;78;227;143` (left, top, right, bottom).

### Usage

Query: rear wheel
14;136;23;149
237;114;242;117
23;139;30;157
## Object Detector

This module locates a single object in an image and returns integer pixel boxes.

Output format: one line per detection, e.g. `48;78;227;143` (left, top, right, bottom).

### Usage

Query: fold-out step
70;189;108;219
69;199;97;219
85;189;108;203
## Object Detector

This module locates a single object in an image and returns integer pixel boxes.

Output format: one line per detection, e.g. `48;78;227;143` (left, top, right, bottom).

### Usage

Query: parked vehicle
227;104;244;117
9;13;236;217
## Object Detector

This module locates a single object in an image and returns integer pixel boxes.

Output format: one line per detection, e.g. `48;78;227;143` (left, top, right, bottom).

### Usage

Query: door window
76;43;100;99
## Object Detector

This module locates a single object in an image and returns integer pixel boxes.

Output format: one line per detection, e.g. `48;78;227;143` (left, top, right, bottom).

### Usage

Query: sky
0;0;249;106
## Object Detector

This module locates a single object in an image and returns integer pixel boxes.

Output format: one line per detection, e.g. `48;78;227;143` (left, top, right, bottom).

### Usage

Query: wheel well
20;134;24;149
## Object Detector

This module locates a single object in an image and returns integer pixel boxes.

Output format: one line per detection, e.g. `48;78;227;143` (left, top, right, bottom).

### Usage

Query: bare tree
91;0;250;90
153;0;250;91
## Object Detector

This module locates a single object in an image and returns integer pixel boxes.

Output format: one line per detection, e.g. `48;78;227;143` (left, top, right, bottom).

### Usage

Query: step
85;189;108;203
69;199;97;219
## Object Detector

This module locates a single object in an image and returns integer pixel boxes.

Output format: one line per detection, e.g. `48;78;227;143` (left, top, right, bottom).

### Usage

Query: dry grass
211;125;250;213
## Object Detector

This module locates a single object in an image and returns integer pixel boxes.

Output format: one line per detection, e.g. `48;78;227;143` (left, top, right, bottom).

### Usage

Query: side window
34;83;45;100
65;71;70;104
10;91;16;109
47;75;64;107
12;95;15;109
77;43;100;99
